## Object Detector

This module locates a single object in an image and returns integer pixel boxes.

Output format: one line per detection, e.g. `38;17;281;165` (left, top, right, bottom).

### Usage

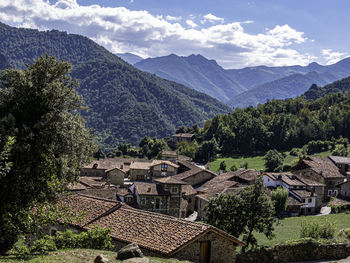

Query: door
200;241;211;263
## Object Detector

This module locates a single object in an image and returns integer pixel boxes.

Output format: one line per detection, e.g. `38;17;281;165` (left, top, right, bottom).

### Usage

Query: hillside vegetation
304;76;350;100
0;22;231;151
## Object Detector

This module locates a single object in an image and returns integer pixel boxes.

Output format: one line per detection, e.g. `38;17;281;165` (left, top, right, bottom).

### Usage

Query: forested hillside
304;76;350;100
0;22;231;150
194;92;350;156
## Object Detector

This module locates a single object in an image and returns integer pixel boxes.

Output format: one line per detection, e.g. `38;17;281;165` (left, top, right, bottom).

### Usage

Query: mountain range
127;53;350;107
0;22;231;150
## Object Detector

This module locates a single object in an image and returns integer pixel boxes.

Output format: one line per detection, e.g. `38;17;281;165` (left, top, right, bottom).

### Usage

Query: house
182;184;197;216
129;160;179;181
263;172;322;214
290;189;317;215
226;169;261;185
171;133;195;143
337;180;350;197
328;156;350;176
161;150;178;161
292;156;345;200
52;194;244;263
106;167;126;186
173;167;217;187
80;158;135;178
195;172;242;220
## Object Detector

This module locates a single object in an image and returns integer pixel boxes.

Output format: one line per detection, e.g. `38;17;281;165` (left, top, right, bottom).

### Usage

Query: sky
0;0;349;69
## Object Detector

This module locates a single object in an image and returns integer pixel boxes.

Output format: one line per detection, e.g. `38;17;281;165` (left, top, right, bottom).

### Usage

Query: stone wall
173;231;236;263
183;171;215;187
236;239;350;263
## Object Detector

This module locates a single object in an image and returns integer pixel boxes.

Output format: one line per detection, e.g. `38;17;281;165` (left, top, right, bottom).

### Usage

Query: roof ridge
77;193;119;204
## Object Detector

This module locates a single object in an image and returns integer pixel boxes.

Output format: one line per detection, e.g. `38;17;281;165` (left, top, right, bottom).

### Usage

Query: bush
299;220;335;240
282;164;291;172
339;228;350;240
289;148;300;156
30;236;57;253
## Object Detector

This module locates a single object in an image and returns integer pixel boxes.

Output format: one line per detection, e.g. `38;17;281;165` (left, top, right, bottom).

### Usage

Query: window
141;198;146;205
308;198;312;203
170;186;178;194
161;164;168;171
334;190;338;196
126;196;132;203
155;198;161;209
328;190;333;197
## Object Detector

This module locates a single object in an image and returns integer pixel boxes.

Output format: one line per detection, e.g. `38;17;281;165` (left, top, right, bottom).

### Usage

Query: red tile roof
57;194;244;255
295;157;345;179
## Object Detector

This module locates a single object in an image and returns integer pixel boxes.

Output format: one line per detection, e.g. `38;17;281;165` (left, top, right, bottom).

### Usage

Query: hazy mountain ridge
134;52;350;107
0;22;232;150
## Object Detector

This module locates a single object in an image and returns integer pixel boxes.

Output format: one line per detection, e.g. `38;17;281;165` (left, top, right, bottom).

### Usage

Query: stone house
80;158;135;178
263;172;322;214
173;167;217;187
53;194;244;263
292;156;345;201
129;160;179;181
171;133;195;144
328;156;350;176
337;181;350;197
161;150;178;161
106;167;126;186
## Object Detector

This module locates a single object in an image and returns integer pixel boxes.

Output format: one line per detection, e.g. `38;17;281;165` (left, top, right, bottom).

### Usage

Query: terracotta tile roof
134;182;169;196
67;181;89;191
151;160;179;169
228;169;261;183
173;168;217;181
154;177;188;185
105;167;126;174
328;156;350;165
162;150;178;156
291;189;317;198
56;194;117;227
295;175;325;186
58;194;244;255
87;202;243;255
196;173;241;201
130;161;152;170
182;184;197;196
79;188;118;201
82;158;145;172
296;157;345;179
79;177;106;188
265;173;306;187
116;187;133;197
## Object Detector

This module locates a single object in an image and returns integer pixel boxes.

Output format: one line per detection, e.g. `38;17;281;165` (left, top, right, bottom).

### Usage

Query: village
46;133;350;263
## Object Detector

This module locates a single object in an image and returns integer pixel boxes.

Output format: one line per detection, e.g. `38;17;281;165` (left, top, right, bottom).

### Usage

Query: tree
205;179;275;251
271;187;288;217
230;163;238;171
194;139;219;163
332;144;348;157
0;55;95;254
264;149;284;172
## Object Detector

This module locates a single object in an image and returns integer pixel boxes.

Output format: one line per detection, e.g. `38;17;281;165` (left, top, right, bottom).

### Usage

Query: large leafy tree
0;55;95;254
264;149;284;172
205;179;275;251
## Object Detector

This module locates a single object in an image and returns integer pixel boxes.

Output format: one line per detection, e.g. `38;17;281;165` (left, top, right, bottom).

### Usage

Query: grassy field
253;213;350;247
209;150;334;172
0;249;191;263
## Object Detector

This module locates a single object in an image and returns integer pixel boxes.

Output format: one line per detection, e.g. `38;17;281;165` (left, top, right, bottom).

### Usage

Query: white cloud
202;13;224;24
166;15;182;21
322;49;348;65
0;0;314;68
186;19;198;28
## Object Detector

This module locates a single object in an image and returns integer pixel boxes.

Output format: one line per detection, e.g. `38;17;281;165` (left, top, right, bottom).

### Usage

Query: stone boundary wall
236;240;350;263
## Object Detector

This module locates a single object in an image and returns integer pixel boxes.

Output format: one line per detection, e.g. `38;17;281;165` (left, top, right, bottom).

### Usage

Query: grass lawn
253;213;350;247
0;249;192;263
209;149;337;172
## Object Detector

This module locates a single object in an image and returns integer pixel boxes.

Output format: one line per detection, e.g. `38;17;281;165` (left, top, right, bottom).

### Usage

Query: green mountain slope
0;22;231;150
304;76;350;100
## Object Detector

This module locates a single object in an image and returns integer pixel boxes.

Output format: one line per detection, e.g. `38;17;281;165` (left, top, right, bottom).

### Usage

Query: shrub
30;236;57;253
289;148;300;156
53;230;78;249
299;220;335;240
77;227;114;250
339;228;350;239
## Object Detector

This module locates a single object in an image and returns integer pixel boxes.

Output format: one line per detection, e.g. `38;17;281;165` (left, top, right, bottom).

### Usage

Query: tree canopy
0;55;95;254
205;179;275;251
